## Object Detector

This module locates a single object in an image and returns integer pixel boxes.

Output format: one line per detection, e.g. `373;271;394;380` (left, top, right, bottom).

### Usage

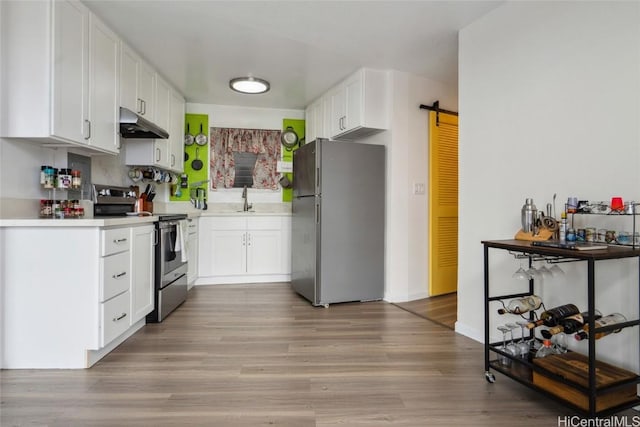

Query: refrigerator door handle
316;201;320;224
316;167;320;192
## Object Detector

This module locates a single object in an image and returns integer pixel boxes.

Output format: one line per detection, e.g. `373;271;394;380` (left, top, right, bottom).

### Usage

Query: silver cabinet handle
171;154;175;167
156;148;161;162
137;98;143;114
112;271;127;279
113;238;127;243
247;233;251;246
142;99;146;115
84;120;91;140
242;234;246;246
113;313;127;322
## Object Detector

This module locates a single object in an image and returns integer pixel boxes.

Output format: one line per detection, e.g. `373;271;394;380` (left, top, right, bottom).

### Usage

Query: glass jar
71;170;82;189
43;167;55;188
57;168;72;189
39;199;53;218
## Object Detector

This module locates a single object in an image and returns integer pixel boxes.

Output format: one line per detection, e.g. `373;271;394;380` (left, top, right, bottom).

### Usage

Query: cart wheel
485;372;496;383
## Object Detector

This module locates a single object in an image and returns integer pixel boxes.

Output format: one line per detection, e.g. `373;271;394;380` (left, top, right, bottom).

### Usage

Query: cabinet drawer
100;291;130;347
101;228;131;256
100;250;131;302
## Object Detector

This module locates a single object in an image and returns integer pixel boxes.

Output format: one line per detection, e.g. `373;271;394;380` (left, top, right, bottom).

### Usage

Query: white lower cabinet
0;222;155;369
186;218;199;288
130;224;155;324
198;215;291;284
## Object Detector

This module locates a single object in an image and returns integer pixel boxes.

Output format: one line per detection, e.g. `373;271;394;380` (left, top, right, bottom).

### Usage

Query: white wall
186;103;304;205
458;1;640;369
364;70;457;303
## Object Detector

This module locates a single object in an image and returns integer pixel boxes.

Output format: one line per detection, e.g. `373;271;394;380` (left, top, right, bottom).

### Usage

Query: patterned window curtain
210;128;281;189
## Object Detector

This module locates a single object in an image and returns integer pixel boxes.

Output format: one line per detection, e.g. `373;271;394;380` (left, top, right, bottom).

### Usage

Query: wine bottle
540;310;602;338
574;313;627;341
526;303;579;329
497;295;543;315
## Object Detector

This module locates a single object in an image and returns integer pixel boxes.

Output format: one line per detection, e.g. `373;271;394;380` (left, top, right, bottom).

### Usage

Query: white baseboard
195;274;291;286
454;321;484;343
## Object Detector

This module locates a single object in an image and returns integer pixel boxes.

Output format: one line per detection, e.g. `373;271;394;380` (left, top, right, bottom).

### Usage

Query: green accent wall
170;114;209;202
281;119;305;202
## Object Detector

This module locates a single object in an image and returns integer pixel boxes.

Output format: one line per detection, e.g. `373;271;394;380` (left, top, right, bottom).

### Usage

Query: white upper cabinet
51;0;89;144
169;89;185;173
87;14;120;154
121;41;184;172
155;75;171;133
119;42;156;124
0;0;120;154
305;96;329;144
310;68;389;141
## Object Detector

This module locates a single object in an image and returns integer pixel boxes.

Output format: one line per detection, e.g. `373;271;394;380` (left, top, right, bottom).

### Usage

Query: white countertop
0;216;158;228
0;202;291;227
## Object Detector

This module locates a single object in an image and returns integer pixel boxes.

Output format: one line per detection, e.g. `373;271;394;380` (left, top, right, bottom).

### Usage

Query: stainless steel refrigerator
292;138;385;306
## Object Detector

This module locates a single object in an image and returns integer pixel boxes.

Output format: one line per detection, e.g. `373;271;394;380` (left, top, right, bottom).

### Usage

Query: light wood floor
393;293;457;330
1;283;634;426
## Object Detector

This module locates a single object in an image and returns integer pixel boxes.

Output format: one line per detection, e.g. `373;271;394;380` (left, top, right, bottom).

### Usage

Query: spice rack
482;239;640;417
39;166;85;218
568;202;639;249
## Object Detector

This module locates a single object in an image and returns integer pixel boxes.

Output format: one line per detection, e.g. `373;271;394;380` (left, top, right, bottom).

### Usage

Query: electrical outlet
413;182;425;195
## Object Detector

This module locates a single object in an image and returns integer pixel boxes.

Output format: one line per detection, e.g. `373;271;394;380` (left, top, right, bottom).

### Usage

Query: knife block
143;200;153;213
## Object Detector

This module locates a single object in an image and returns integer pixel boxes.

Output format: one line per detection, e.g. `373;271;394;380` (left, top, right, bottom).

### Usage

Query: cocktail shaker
521;198;537;233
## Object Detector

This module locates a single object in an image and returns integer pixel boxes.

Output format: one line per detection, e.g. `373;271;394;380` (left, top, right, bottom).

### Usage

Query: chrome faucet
242;185;252;212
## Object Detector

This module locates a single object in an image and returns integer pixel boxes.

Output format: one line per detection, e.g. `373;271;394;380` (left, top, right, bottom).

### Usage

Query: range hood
119;107;169;139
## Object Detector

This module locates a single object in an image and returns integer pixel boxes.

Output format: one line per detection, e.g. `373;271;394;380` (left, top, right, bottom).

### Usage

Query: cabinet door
155;75;171;132
246;230;281;275
87;14;119;154
154;139;171;169
329;85;346;137
210;230;246;275
305;103;316;144
187;224;199;286
169;90;185;172
120;42;139;113
51;0;89;144
344;72;363;132
130;225;154;324
138;60;156;120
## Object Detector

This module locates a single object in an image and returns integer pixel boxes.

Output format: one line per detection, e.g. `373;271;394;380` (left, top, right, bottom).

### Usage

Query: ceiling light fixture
229;76;270;94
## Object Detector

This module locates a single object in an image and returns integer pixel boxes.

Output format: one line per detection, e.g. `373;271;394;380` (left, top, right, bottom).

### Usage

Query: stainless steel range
147;214;188;322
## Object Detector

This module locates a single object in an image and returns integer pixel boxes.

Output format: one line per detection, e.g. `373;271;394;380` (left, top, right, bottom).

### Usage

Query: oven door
158;220;186;287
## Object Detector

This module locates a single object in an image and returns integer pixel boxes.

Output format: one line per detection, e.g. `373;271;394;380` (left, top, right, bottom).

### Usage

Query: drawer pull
113;313;127;322
113;238;127;244
112;271;127;279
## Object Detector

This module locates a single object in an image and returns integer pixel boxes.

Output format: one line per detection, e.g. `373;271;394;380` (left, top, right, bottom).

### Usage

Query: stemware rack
482;239;640;417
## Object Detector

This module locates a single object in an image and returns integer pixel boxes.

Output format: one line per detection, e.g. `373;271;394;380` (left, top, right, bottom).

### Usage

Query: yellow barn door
428;111;459;296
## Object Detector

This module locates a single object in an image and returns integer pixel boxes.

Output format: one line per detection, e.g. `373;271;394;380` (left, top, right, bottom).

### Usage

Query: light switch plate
413;182;425;195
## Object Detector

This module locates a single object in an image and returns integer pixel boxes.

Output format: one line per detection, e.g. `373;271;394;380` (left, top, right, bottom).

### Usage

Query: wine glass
525;265;539;280
552;332;568;354
512;262;529;281
505;323;519;357
516;320;531;358
549;264;565;277
497;326;514;367
538;264;552;279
